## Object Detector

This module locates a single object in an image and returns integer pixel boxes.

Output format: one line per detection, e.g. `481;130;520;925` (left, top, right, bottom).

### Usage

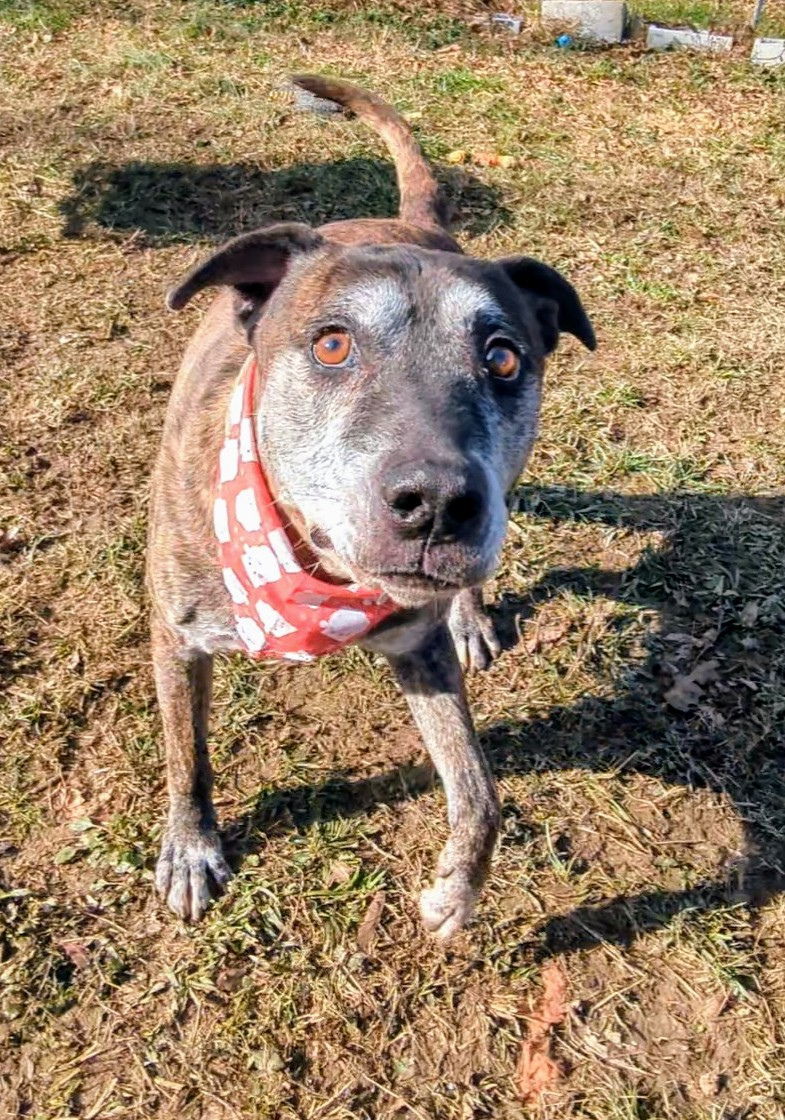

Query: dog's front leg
387;623;500;939
152;614;232;920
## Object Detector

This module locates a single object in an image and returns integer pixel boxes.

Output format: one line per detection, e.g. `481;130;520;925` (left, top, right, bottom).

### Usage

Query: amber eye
312;329;353;367
484;341;521;380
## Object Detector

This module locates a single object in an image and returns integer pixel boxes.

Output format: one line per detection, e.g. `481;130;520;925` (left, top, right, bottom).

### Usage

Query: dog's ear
499;257;596;354
166;223;324;315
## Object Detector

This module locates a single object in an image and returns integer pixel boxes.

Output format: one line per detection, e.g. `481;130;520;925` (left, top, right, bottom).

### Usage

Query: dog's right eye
312;330;353;367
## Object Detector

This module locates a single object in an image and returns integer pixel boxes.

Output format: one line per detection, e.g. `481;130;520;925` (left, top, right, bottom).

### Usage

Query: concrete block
491;12;523;34
751;38;785;66
541;1;627;44
646;25;733;53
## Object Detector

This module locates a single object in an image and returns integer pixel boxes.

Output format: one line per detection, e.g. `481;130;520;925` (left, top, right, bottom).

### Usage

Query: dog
147;74;595;939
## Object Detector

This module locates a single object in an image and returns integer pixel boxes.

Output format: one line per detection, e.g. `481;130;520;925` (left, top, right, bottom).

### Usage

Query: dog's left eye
484;341;521;381
312;329;353;367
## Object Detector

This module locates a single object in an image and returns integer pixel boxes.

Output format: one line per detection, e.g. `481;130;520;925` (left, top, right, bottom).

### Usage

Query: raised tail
289;73;449;230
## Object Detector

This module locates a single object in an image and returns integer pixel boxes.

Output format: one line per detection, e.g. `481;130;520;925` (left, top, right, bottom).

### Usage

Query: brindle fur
148;74;595;935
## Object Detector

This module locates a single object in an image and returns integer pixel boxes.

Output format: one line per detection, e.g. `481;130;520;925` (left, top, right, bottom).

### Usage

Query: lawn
1;1;785;1117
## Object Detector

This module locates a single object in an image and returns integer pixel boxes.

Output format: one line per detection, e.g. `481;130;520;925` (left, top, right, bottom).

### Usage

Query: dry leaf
664;676;703;711
691;659;720;685
664;660;719;711
356;890;386;952
473;151;516;168
58;784;87;819
59;940;90;969
698;1071;723;1096
516;961;568;1102
740;601;759;627
524;620;570;655
215;966;246;993
445;149;467;164
325;860;352;887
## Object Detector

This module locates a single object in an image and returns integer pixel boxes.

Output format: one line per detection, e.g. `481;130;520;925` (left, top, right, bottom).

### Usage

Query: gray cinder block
751;38;785;66
646;25;733;53
541;1;627;44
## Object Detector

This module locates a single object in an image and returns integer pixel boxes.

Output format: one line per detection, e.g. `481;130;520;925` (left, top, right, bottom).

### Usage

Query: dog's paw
448;592;501;673
419;870;478;941
155;829;232;922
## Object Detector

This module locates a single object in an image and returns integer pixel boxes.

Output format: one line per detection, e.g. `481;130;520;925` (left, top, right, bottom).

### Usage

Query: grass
2;0;785;1117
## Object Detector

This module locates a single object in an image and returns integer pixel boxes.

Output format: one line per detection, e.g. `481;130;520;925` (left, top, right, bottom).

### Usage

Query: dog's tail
289;73;448;230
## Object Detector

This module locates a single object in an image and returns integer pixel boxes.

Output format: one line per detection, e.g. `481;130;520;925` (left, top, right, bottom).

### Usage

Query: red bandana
213;354;398;661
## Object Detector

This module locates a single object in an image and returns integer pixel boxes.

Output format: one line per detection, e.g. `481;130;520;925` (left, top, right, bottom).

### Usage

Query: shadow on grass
226;485;785;958
60;156;511;243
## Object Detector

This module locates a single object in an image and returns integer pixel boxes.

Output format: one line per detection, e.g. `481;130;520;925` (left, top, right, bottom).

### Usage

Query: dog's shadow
60;156;511;243
226;484;785;958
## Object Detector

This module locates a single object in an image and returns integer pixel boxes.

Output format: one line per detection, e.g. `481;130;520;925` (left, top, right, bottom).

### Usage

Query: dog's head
168;225;595;607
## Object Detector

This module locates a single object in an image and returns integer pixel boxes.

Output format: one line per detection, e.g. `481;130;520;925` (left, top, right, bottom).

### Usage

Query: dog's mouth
304;521;495;607
307;529;473;596
373;569;463;594
360;564;482;608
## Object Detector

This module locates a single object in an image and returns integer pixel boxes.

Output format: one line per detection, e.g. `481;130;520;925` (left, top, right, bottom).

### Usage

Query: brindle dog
148;74;595;939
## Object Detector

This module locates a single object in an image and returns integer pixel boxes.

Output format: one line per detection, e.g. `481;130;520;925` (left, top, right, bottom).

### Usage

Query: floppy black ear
499;256;596;354
166;222;324;313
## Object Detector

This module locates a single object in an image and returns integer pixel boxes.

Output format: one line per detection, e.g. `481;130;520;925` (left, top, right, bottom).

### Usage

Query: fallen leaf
59;940;90;969
691;659;720;685
698;1071;723;1097
740;601;759;627
664;660;719;711
473;151;516;168
524;620;570;655
445;149;467;164
54;846;78;866
356;890;386;952
215;966;246;993
516;961;568;1102
325;860;352;887
70;818;96;834
664;677;703;711
58;785;87;819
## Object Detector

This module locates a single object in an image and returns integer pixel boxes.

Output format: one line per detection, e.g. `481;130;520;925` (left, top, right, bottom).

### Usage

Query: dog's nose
381;461;486;541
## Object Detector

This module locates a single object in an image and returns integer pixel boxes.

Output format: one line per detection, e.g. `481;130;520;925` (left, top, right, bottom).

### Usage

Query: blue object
555;33;573;47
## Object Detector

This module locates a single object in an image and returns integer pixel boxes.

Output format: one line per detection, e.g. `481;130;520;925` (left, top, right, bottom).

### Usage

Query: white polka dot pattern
235;487;262;532
219;439;239;483
236;616;266;653
213;498;230;544
214;354;397;662
222;567;248;605
319;608;372;641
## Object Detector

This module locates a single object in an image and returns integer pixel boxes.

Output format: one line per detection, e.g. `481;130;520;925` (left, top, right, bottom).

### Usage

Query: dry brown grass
2;2;785;1118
